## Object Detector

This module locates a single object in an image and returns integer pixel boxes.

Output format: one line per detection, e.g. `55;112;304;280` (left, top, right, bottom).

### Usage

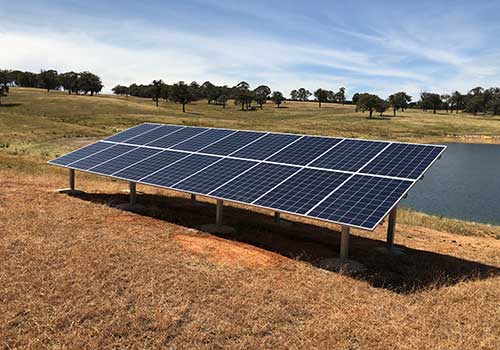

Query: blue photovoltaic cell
172;128;235;151
362;143;445;179
255;169;352;214
141;154;221;187
267;136;342;165
88;147;161;175
104;123;160;142
310;139;388;171
113;150;189;181
211;163;298;203
231;133;301;160
308;175;413;229
147;126;209;148
68;144;136;170
198;131;265;156
173;158;258;195
49;142;113;166
124;125;184;145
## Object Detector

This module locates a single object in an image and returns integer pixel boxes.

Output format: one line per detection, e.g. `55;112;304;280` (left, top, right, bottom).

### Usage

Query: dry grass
1;169;499;349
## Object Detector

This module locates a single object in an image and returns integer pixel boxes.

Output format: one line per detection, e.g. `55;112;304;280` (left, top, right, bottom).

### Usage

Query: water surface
401;143;500;226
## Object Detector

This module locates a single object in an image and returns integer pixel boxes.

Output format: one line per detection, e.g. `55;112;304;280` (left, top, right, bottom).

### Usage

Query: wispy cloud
2;0;499;99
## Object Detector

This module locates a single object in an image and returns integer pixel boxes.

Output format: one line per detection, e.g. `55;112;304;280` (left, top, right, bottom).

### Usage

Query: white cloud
2;5;499;99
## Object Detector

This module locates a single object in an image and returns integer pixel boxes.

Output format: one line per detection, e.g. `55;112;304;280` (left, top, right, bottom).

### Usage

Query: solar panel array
49;123;445;230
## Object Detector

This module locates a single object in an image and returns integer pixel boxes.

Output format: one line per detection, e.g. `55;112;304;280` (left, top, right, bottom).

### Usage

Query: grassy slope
1;88;500;349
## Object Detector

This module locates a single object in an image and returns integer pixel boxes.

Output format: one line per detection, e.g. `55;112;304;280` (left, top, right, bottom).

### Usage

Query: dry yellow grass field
1;88;499;349
1;170;499;349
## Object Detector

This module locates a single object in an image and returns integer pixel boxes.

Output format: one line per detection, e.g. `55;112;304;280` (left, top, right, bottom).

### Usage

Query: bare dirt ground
1;169;499;349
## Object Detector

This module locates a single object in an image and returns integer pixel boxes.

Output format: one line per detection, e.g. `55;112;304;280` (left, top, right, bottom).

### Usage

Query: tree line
115;78;500;118
2;67;499;117
289;87;346;107
0;69;103;96
113;80;286;112
352;87;500;118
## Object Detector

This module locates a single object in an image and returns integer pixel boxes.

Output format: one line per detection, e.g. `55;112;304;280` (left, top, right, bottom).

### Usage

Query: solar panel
310;139;388;171
68;144;136;170
254;169;352;214
49;123;445;231
308;175;413;230
231;133;301;160
104;123;160;142
88;147;161;176
147;126;209;148
113;150;189;181
124;125;184;145
211;163;299;203
267;136;342;165
173;158;258;194
172;128;235;151
141;154;221;187
49;141;113;166
361;143;445;179
198;131;265;155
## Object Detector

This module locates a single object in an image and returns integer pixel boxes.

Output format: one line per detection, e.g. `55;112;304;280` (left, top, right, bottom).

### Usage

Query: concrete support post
274;212;280;223
387;206;398;250
191;194;196;201
216;199;223;226
340;226;350;263
69;169;75;191
129;182;137;205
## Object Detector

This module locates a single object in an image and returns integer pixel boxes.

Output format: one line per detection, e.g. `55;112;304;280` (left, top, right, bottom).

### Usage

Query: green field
1;87;500;238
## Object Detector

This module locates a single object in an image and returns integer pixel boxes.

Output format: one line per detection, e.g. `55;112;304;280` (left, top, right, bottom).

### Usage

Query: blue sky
2;0;500;98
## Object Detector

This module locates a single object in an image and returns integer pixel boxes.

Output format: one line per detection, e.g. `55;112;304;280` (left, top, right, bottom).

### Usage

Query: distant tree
189;81;201;99
326;90;336;103
352;93;361;105
235;81;250;90
376;100;389;116
39;69;60;92
465;87;485;115
290;89;299;101
0;70;10;86
388;92;412;117
297;88;311;101
449;91;465;114
112;85;129;96
357;93;384;118
271;91;285;108
486;88;500;115
59;72;79;94
216;94;228;108
0;84;8;105
420;92;442;114
441;94;451;113
76;72;102;95
18;71;38;87
254;85;271;109
336;87;346;104
202;81;216;104
161;84;170;101
171;81;194;112
233;82;253;110
8;70;24;86
314;88;329;108
152;80;164;107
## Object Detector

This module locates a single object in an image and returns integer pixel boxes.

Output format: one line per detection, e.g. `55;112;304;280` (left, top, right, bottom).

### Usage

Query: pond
401;143;500;226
